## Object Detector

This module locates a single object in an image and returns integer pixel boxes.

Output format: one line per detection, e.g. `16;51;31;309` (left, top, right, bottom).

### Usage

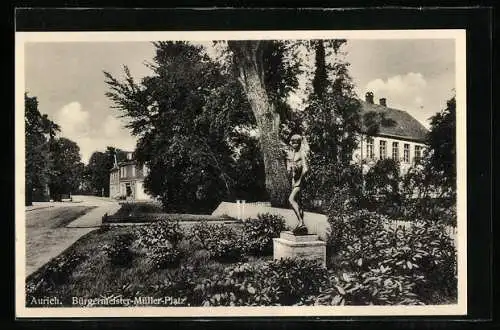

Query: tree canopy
25;93;84;203
105;41;266;212
48;137;84;201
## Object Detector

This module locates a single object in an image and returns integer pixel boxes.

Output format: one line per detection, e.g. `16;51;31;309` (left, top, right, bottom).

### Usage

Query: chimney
379;98;387;107
365;92;374;104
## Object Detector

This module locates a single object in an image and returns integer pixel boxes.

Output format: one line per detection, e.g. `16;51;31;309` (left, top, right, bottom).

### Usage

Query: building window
403;144;410;163
120;167;125;178
366;137;374;159
379;140;387;159
131;165;136;178
392;142;399;160
415;145;422;163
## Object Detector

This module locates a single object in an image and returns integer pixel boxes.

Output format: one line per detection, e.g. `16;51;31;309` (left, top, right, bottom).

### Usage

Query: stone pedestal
273;231;326;266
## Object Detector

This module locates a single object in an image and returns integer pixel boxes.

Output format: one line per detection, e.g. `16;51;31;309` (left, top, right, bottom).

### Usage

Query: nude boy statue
287;134;309;235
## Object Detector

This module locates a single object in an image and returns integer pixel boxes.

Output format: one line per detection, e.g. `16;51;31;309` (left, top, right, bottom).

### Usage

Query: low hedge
102;213;235;224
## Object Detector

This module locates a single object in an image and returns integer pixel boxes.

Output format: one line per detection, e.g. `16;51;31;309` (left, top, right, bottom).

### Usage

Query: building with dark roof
109;151;152;200
353;92;429;174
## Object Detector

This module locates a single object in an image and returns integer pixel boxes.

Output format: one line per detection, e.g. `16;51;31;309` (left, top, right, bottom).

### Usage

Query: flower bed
26;210;457;307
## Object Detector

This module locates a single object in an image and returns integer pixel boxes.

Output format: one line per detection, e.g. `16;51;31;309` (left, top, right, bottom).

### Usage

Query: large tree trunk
228;41;290;206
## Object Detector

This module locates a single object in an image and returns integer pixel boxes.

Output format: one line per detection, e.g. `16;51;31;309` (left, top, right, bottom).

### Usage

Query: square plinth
273;235;326;267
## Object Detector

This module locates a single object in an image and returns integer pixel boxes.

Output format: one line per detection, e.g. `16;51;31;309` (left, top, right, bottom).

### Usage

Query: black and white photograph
16;29;466;317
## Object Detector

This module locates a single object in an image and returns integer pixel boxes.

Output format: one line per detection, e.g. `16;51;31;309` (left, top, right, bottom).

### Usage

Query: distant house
352;92;429;174
109;151;152;200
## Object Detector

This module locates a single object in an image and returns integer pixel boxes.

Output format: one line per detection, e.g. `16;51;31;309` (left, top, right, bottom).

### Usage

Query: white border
15;29;467;318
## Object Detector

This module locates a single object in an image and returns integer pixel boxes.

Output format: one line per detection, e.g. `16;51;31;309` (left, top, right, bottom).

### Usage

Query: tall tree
227;40;298;206
301;40;363;206
85;151;110;196
48;137;84;201
25;93;52;205
426;95;456;194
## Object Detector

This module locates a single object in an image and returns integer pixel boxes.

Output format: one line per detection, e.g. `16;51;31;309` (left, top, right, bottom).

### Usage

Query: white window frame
392;141;399;160
379;140;387;159
403;143;410;163
366;137;374;159
414;145;422;163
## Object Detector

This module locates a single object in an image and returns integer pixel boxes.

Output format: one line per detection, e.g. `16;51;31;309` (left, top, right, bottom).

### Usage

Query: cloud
56;102;137;163
365;72;427;98
56;101;90;136
364;72;430;128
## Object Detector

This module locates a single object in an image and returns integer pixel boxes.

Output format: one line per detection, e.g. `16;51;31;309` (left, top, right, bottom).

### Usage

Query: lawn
26;206;98;229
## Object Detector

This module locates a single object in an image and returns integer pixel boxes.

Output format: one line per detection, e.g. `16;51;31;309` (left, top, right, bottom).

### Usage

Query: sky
24;39;456;164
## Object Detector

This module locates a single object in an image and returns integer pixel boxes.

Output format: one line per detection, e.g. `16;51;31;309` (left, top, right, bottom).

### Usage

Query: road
23;195;121;277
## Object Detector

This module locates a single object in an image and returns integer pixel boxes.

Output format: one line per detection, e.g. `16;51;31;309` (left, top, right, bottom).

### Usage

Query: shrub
363;159;402;216
147;246;182;269
147;265;197;305
400;162;457;225
102;233;135;266
328;206;457;304
189;221;245;262
262;258;329;305
242;213;287;256
192;259;328;306
114;201;164;217
313;270;422;306
136;218;184;250
192;262;262;306
406;221;457;302
136;219;185;268
327;201;388;254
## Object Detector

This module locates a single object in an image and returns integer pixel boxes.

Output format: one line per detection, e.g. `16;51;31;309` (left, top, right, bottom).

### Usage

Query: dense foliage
25;93;54;204
25;93;87;202
135;218;185;268
189;221;246;262
426;96;456;193
27;208;457;307
191;259;329;306
292;40;366;212
242;213;287;255
105;42;267;212
363;158;402;216
102;233;135;266
47;137;85;201
326;206;457;305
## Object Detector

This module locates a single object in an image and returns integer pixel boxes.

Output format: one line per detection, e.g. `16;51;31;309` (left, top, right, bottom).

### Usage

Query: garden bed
26;211;457;307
